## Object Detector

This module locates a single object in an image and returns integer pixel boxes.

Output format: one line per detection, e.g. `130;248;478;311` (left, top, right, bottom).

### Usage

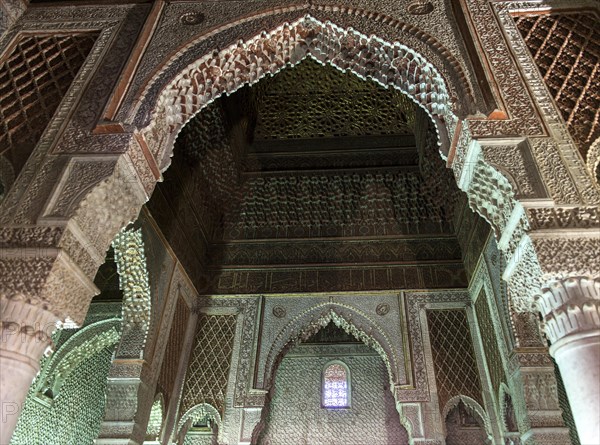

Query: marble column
0;298;57;443
537;276;600;445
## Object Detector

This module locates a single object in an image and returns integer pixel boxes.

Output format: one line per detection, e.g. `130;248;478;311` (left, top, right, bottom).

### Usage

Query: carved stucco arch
63;9;548;339
442;394;493;441
128;6;477;127
395;403;418;443
127;14;533;300
137;15;456;172
146;393;165;440
177;403;221;437
588;136;600;185
35;318;121;398
263;303;400;389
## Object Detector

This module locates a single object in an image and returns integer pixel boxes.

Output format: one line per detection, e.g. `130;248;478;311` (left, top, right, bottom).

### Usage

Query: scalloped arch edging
140;15;453;171
263;303;401;389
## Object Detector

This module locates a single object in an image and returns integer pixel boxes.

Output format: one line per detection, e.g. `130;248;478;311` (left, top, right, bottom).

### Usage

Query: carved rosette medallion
272;306;287;318
376;303;390;316
407;1;434;15
180;12;205;25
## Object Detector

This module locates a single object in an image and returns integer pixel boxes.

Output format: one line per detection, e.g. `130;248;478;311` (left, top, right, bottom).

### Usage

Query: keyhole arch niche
251;308;412;445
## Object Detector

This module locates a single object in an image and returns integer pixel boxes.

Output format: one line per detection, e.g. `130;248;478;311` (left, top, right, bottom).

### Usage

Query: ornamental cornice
507;348;554;375
530;235;600;279
536;276;600;344
0;247;99;324
525;206;600;231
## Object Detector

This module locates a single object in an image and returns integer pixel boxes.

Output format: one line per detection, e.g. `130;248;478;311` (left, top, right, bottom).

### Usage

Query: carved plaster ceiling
252;58;415;141
146;59;483;293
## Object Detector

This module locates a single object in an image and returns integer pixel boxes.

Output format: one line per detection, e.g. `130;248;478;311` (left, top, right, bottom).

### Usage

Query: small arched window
322;361;350;408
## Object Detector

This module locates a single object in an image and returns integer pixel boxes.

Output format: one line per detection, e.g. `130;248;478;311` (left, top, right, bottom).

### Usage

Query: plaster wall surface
259;344;409;445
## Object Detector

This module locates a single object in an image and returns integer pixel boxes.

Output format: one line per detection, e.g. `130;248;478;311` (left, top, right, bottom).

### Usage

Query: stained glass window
322;362;349;408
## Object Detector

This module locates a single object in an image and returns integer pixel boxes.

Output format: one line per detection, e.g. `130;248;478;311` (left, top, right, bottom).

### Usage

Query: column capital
1;298;56;370
536;276;600;345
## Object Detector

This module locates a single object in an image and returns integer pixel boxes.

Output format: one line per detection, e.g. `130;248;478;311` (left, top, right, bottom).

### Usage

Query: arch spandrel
260;303;405;391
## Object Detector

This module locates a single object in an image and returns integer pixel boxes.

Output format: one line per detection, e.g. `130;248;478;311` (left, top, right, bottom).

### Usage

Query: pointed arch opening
252;314;410;444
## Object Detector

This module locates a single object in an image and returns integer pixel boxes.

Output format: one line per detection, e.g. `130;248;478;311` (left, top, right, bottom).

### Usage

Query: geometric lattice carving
254;58;415;140
11;344;114;445
427;309;483;412
474;291;506;402
157;295;190;408
516;13;600;160
0;33;97;177
225;170;451;237
180;314;237;417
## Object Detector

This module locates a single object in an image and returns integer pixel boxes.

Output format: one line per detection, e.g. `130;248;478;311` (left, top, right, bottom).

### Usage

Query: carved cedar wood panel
515;12;600;161
0;33;98;180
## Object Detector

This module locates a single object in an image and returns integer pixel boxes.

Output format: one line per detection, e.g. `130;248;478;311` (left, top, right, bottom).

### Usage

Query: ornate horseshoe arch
34;318;121;398
136;15;457;172
262;303;402;389
128;14;533;310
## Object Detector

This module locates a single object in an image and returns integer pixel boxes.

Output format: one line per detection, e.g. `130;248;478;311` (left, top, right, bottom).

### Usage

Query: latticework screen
0;33;98;178
515;13;600;160
157;295;190;408
427;309;483;412
474;291;506;403
180;313;237;417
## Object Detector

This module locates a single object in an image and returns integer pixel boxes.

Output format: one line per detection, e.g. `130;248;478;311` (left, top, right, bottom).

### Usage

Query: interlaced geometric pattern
426;309;483;412
254;58;415;140
180;314;237;417
0;33;98;177
474;291;505;402
157;296;190;408
515;13;600;160
322;363;349;408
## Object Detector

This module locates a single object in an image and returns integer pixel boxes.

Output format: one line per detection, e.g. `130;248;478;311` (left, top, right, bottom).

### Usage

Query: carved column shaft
161;310;198;444
0;298;57;443
537;276;600;445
